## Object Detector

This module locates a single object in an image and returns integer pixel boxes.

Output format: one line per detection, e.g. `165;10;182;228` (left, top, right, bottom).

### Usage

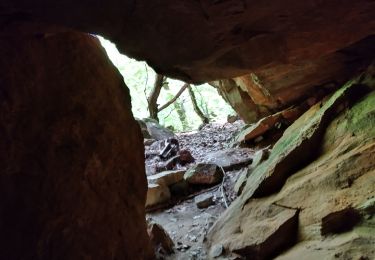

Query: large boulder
0;32;153;259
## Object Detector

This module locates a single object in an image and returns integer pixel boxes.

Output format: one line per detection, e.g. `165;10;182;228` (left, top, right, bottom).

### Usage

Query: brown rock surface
1;2;375;124
146;183;171;208
147;170;186;187
184;163;223;185
147;222;175;255
207;68;375;259
203;148;253;171
2;1;374;82
231;204;299;260
0;32;153;259
241;80;365;200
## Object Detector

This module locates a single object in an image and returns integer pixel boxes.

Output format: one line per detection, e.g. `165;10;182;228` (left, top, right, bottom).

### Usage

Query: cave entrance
99;36;262;258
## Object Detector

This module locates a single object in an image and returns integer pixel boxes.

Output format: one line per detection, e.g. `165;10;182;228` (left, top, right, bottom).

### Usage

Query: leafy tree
99;36;236;132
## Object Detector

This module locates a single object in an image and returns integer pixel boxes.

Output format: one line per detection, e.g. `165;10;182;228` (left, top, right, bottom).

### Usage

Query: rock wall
1;2;375;122
206;66;375;259
212;36;375;123
0;32;153;259
1;1;374;82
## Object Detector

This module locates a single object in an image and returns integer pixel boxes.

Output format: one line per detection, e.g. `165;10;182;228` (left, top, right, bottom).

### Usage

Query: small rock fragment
195;193;215;209
147;222;174;255
184;163;223;185
210;244;224;258
179;149;195;165
144;138;156;146
145;183;171;208
147;169;185;187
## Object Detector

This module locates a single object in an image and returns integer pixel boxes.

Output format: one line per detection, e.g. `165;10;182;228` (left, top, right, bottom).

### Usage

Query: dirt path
146;121;250;259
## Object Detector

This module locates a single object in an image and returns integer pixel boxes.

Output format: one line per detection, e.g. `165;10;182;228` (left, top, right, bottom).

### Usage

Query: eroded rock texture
1;1;375;122
207;67;375;259
0;32;153;259
0;1;374;81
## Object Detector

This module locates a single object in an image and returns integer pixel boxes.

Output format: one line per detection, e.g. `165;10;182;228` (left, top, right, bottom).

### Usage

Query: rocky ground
145;120;255;259
141;101;315;259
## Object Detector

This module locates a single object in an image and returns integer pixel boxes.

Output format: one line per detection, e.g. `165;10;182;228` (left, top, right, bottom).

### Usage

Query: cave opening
99;36;262;259
1;1;375;259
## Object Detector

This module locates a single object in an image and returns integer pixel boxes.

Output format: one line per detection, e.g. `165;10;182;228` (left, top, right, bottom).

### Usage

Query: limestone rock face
207;67;375;259
0;32;153;259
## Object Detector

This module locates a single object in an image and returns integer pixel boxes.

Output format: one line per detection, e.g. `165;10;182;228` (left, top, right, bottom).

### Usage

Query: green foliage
99;36;235;132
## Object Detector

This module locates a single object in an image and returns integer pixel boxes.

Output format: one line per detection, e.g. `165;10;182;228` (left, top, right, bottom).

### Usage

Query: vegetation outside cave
98;36;235;132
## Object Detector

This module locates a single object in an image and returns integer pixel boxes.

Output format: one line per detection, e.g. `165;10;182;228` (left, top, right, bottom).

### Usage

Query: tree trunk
147;74;164;121
174;98;189;131
188;85;209;124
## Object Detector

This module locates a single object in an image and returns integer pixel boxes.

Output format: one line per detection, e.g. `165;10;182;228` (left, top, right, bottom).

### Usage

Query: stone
0;32;153;259
145;119;176;141
231;106;306;145
147;169;185;187
195;193;215;209
210;244;224;258
137;118;152;139
144;138;156;146
231;111;284;146
146;184;171;208
184;163;223;185
147;223;174;255
179;149;195;165
203;148;253;171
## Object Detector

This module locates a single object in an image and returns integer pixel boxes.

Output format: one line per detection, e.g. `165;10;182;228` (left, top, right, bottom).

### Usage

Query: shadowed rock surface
1;1;375;123
0;32;153;259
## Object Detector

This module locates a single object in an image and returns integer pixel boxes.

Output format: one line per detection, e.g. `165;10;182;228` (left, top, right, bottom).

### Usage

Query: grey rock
211;244;224;258
203;148;253;171
195;193;215;209
184;163;223;185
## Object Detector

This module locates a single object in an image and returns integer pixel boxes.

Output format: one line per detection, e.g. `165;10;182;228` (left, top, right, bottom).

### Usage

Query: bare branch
158;83;189;112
